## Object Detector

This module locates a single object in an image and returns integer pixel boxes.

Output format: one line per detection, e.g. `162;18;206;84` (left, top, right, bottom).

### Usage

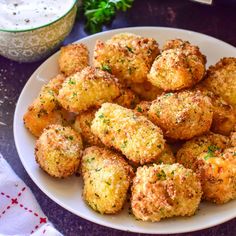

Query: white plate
14;27;236;234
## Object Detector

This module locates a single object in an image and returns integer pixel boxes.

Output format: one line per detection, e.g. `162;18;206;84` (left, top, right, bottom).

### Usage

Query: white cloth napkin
0;154;63;236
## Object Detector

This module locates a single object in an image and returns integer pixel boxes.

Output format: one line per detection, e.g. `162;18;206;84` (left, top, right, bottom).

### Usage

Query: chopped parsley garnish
164;93;173;97
98;114;104;119
101;64;112;73
68;78;75;85
157;170;166;180
204;145;220;160
126;46;133;53
121;140;128;149
137;106;142;112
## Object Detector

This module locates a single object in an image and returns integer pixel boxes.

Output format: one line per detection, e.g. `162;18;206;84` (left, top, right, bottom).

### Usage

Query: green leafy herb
101;64;112;73
68;78;75;85
126;45;133;53
204;145;220;160
157;170;166;180
83;0;134;33
121;140;128;149
98;114;104;118
137;106;142;112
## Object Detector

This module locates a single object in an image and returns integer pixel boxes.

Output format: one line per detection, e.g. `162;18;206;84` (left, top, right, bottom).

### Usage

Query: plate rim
13;26;236;234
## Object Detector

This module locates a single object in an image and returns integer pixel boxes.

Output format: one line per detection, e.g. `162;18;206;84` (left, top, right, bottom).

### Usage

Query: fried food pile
23;33;236;221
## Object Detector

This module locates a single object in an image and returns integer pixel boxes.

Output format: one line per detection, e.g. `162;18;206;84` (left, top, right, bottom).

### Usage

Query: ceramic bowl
0;1;77;63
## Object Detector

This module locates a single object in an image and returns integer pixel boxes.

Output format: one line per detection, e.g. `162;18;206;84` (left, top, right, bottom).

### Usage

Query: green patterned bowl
0;2;77;63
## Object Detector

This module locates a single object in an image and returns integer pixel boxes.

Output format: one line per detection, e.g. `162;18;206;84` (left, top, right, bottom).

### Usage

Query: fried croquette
81;146;134;214
148;90;213;140
131;164;202;222
202;57;236;107
135;101;151;118
129;81;163;101
195;84;236;136
35;124;83;178
94;34;159;84
57;67;120;113
176;133;229;169
147;40;206;91
196;147;236;204
91;103;165;165
73;109;103;147
58;43;89;76
23;74;65;137
113;87;140;109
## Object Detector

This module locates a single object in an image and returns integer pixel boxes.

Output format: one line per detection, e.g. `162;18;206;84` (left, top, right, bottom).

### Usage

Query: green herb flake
121;140;128;149
98;114;104;119
137;106;142;112
101;64;112;73
68;78;75;85
157;170;166;180
164;93;173;97
126;46;133;53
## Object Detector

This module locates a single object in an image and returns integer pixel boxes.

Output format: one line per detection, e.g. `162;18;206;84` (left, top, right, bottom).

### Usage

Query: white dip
0;0;75;31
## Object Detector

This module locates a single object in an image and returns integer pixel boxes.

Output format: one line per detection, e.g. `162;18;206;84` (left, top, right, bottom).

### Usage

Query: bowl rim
0;0;77;33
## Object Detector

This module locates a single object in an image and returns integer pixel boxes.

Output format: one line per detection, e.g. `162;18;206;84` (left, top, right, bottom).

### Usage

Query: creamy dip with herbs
0;0;75;31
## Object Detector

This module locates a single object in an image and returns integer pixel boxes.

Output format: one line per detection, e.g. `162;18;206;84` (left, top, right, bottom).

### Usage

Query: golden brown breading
93;33;160;84
194;84;236;136
148;90;213;140
202;57;236;107
176;133;229;169
148;40;206;91
196;147;236;204
35;124;83;178
73;109;103;147
58;43;89;76
81;146;134;214
135;101;151;118
129;81;163;101
23;74;65;137
57;67;120;113
153;144;176;164
91;103;165;165
230;131;236;147
113;87;140;109
131;164;202;222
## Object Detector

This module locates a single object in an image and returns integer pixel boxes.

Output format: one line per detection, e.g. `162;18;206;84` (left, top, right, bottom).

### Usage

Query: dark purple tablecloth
0;0;235;235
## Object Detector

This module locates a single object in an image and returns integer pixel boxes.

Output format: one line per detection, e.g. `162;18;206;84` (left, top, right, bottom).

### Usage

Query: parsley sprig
83;0;134;33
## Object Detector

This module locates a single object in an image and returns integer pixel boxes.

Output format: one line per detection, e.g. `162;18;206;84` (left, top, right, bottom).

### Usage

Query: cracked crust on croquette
176;132;229;170
81;146;134;214
148;90;213;140
196;147;236;204
131;163;202;222
35;124;83;178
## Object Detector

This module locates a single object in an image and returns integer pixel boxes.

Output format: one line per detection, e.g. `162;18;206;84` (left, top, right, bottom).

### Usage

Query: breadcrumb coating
91;103;165;165
23;74;65;137
57;67;120;113
176;133;229;169
58;43;89;76
129;81;163;101
81;146;134;214
94;33;160;84
202;57;236;107
35;124;83;178
195;84;236;135
196;147;236;204
148;39;206;91
131;163;202;222
73;109;103;147
148;90;213;140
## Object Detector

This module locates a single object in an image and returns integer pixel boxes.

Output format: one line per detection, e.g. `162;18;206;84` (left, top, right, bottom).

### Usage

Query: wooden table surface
0;0;235;235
